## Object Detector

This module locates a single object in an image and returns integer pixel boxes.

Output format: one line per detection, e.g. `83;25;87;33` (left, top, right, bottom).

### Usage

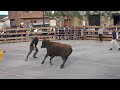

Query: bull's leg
60;56;67;69
41;53;48;64
50;56;54;65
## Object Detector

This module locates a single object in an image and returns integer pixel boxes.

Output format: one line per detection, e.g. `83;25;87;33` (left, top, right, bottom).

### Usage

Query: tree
46;11;67;27
46;11;82;28
103;11;112;26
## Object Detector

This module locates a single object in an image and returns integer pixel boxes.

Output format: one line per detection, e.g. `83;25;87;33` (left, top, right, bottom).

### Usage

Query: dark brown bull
41;40;73;69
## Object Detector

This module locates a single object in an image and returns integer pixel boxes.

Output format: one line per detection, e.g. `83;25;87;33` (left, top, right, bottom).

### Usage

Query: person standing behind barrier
98;26;103;42
25;35;39;61
109;29;120;51
29;23;33;39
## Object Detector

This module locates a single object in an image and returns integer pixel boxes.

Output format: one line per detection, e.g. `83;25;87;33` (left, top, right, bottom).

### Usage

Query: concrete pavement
0;40;120;79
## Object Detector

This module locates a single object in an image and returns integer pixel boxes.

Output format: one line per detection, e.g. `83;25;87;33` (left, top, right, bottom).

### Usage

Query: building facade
8;11;50;28
8;11;120;28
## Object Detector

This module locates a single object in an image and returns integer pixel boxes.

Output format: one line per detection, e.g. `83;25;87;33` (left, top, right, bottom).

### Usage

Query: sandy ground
0;40;120;79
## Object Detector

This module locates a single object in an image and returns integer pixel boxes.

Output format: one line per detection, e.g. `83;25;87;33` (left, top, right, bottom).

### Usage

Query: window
89;15;100;26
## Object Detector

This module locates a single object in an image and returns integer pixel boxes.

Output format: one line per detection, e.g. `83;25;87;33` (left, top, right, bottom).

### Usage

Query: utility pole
15;11;17;27
68;11;70;31
43;11;45;27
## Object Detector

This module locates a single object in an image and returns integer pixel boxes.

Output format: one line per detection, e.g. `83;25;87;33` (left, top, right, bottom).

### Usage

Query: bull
41;40;72;69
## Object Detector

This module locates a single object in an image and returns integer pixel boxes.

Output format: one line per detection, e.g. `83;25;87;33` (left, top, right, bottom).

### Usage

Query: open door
113;14;120;25
10;19;16;28
89;15;100;26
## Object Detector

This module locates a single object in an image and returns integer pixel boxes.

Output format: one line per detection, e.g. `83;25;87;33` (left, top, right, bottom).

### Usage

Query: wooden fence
55;27;83;40
0;26;120;44
84;26;120;41
0;27;56;44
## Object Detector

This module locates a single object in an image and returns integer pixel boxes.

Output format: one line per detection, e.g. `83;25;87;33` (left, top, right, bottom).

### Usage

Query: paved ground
0;40;120;79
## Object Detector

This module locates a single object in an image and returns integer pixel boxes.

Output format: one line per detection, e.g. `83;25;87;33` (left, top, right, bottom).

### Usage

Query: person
29;23;34;39
109;29;120;51
26;22;30;28
25;35;39;61
19;25;23;28
98;26;103;42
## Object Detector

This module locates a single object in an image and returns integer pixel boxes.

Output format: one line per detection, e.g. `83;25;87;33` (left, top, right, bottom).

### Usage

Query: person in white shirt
109;29;120;51
98;26;103;42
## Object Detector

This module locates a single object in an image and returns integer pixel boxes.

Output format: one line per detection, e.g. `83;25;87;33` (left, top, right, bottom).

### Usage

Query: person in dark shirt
109;29;120;51
25;36;39;61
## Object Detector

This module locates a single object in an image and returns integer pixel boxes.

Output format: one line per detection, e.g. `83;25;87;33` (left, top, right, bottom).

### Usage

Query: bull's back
48;45;65;56
48;42;72;56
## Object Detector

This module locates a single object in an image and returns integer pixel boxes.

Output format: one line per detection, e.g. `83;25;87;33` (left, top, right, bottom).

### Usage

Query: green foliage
46;11;83;20
46;11;68;21
85;11;90;18
71;11;82;18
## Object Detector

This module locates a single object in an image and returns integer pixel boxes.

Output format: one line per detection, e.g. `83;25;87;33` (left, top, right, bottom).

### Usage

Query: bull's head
41;39;50;48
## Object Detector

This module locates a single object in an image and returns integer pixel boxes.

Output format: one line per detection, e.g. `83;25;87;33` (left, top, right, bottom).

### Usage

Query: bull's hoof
25;58;28;61
60;67;64;69
50;63;53;65
41;62;44;64
60;65;64;69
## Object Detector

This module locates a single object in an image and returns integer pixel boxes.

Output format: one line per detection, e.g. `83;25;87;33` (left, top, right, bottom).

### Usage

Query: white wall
5;20;10;27
0;22;6;28
50;20;56;26
0;20;10;28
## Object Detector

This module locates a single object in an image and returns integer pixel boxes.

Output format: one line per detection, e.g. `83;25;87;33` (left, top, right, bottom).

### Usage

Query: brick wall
8;11;45;19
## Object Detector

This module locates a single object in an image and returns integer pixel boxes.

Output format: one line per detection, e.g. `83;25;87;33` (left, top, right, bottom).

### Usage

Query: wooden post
16;28;17;42
5;28;7;44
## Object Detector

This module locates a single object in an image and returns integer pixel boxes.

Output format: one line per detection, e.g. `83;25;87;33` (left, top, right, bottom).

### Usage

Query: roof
0;15;8;19
0;16;8;22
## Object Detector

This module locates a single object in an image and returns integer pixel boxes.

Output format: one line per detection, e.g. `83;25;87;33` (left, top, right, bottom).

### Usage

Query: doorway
89;15;100;26
113;14;120;25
